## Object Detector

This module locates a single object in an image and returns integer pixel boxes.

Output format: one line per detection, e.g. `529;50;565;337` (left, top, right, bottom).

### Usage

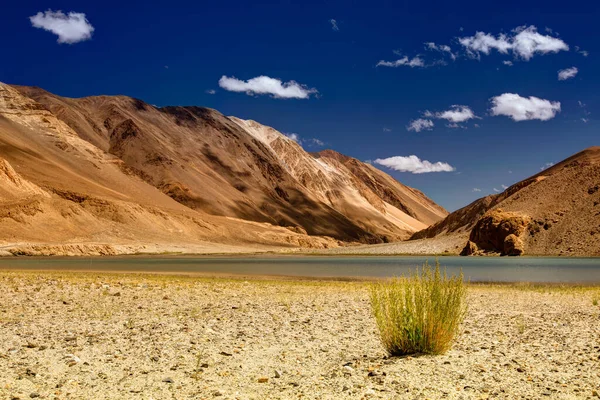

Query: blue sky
1;0;598;211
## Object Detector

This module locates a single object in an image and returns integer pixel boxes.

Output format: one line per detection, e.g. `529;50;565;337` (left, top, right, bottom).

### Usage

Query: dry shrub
370;261;467;356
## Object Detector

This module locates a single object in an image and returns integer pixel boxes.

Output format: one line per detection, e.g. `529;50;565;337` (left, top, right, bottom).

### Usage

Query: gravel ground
0;271;599;399
314;235;467;256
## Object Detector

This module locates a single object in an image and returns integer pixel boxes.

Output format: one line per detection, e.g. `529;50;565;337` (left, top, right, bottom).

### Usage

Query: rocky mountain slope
412;147;600;256
0;82;446;254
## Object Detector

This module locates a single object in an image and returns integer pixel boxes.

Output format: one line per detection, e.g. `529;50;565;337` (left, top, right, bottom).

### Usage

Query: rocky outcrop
460;240;479;256
503;234;525;256
461;210;531;256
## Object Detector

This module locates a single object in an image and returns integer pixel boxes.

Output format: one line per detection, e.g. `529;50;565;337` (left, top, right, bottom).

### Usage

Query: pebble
29;394;40;399
162;377;174;383
212;390;223;397
274;370;282;378
257;377;269;383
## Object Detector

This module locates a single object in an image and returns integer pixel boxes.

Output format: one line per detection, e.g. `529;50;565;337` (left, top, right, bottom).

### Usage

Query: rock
274;370;282;378
29;394;40;399
365;388;376;396
219;351;233;356
65;354;81;365
467;210;531;255
162;377;174;383
212;390;223;397
257;377;269;383
504;234;525;256
460;240;478;256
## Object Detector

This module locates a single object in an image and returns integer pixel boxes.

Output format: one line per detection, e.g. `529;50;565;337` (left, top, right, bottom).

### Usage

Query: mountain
412;147;600;256
0;82;446;255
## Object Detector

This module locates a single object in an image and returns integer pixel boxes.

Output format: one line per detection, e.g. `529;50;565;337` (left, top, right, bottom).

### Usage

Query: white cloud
558;67;578;81
284;134;324;147
30;10;94;44
425;42;456;60
501;184;508;190
218;75;317;99
205;89;216;95
459;31;512;56
582;118;589;123
418;105;477;129
459;26;568;61
503;60;513;66
493;188;500;193
490;93;561;121
407;118;434;132
374;155;455;174
540;162;554;171
377;56;425;68
383;127;392;132
472;188;482;192
575;46;589;57
433;105;476;123
330;19;339;31
284;133;301;143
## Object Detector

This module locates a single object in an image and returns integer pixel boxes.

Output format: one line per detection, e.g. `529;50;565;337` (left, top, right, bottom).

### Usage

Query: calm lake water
0;256;600;283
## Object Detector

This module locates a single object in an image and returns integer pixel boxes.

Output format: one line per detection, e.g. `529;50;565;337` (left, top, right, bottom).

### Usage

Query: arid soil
1;271;599;399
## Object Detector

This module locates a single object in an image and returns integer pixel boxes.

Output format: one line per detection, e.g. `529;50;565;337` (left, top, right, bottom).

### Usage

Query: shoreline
1;268;600;288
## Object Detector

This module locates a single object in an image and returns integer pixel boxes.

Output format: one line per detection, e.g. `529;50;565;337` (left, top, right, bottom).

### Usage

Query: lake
1;256;600;283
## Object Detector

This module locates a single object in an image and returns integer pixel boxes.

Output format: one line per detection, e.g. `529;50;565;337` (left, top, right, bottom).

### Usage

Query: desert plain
1;270;599;400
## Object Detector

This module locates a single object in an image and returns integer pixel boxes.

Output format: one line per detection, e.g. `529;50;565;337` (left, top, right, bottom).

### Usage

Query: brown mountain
412;147;600;256
0;82;446;255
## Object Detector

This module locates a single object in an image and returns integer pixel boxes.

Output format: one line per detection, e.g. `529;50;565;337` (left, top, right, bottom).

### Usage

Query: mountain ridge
0;82;447;255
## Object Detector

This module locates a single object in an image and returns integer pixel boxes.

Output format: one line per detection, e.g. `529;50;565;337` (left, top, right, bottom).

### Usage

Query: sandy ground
1;271;599;399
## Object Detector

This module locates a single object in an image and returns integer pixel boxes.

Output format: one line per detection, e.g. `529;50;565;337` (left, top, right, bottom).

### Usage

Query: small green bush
370;261;467;356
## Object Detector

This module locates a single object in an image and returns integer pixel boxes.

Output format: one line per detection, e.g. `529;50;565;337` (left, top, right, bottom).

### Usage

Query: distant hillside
412;147;600;256
0;82;447;255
